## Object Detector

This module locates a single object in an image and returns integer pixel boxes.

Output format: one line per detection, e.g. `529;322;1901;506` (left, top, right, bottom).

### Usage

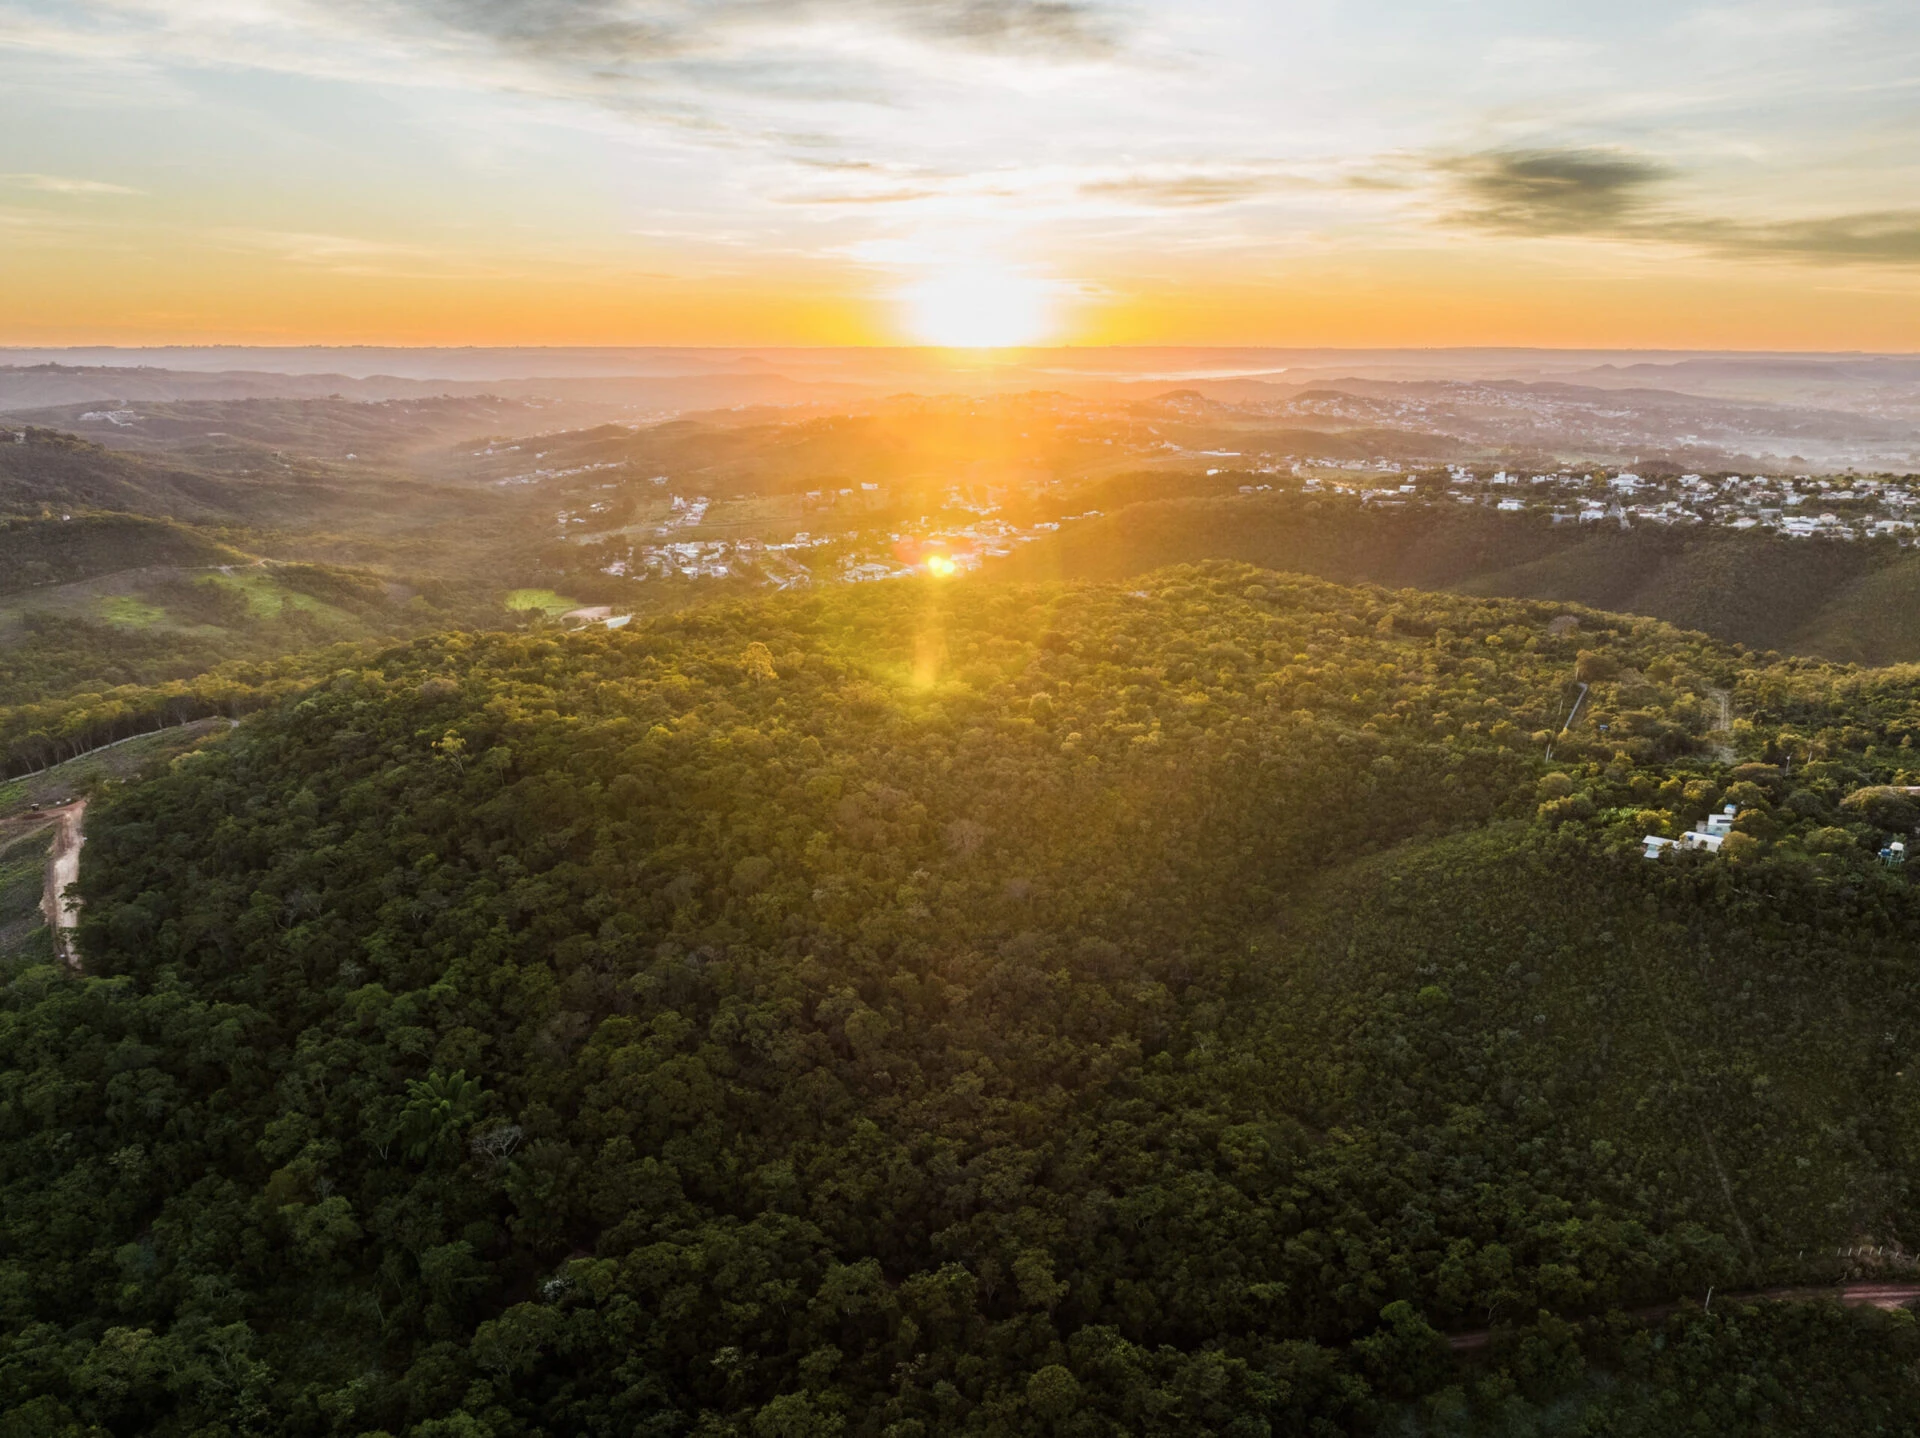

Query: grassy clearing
202;569;346;622
96;594;167;627
503;588;580;616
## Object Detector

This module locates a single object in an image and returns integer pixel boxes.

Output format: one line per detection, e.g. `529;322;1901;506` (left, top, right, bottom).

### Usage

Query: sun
898;266;1058;348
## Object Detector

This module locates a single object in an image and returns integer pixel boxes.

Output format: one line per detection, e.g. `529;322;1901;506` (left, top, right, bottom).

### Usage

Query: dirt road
1446;1280;1920;1352
1706;686;1737;763
39;799;86;970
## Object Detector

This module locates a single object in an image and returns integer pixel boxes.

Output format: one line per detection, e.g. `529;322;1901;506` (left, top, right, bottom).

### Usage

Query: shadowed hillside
995;493;1920;664
0;514;245;594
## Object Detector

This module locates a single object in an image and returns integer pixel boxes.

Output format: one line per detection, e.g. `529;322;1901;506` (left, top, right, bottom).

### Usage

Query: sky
4;0;1920;349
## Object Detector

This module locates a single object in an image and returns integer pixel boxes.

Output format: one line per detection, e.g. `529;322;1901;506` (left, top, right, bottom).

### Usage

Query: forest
6;562;1920;1434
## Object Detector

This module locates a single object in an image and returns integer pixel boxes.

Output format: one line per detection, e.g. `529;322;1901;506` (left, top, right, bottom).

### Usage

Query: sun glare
898;267;1058;348
924;553;959;577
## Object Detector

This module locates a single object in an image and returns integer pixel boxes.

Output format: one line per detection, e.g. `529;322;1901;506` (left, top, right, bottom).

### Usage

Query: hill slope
0;514;245;595
995;494;1920;664
5;566;1920;1434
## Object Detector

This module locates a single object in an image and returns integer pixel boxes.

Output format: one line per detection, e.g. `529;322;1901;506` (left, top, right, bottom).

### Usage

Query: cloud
344;0;1121;80
779;187;943;205
1080;172;1281;207
1680;212;1920;266
1444;149;1669;235
6;0;1127;148
207;227;504;278
884;0;1118;56
1440;146;1920;267
0;172;143;196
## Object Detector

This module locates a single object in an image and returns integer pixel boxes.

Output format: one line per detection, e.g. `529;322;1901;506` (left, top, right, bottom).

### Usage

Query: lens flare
924;553;959;577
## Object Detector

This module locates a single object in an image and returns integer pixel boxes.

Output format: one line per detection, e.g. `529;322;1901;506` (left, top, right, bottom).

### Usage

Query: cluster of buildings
1340;467;1920;542
488;448;629;488
1643;806;1911;867
582;481;1107;589
1642;806;1739;859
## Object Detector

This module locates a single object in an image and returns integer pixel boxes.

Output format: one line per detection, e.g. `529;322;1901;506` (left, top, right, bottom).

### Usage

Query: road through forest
39;799;86;970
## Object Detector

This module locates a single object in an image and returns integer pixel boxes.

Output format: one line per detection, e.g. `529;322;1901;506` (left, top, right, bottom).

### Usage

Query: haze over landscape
10;4;1920;1437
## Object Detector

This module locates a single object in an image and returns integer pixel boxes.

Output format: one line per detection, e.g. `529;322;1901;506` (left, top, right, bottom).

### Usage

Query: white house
1645;805;1738;858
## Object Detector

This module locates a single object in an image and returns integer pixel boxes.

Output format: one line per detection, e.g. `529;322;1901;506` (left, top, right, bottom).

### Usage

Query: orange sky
4;1;1919;349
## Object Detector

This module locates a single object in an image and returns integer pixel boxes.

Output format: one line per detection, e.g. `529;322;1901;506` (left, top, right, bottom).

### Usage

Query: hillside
0;514;245;595
0;559;489;757
7;565;1920;1434
0;422;596;729
13;396;589;470
0;428;522;552
0;429;253;523
995;493;1920;665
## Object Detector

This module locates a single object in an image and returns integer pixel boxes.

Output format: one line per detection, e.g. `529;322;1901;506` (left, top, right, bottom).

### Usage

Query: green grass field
202;569;347;622
96;594;166;627
502;587;581;616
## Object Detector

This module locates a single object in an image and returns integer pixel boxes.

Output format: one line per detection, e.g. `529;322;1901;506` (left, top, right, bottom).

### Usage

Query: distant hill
994;493;1920;664
0;363;860;415
5;395;586;469
0;426;523;560
0;363;447;410
0;429;253;522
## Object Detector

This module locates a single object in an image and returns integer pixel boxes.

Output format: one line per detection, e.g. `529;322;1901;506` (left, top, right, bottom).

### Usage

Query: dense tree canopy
5;563;1920;1435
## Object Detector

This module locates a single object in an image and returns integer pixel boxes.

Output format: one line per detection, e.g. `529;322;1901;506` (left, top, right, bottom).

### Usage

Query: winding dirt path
39;799;86;971
1706;686;1737;763
1446;1280;1920;1352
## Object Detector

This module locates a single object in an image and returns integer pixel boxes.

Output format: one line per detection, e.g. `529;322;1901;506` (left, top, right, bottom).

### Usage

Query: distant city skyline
4;1;1920;348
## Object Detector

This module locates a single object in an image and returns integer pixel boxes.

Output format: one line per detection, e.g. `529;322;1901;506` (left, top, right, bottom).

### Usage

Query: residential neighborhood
1344;464;1920;542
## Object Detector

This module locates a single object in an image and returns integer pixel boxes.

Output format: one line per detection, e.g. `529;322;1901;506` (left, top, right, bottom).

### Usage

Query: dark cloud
1446;148;1668;234
1442;147;1920;266
1680;212;1920;266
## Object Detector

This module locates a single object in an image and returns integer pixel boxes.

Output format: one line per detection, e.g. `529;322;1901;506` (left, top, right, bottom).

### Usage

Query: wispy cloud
1;0;1135;169
1677;211;1920;266
257;0;1128;113
369;0;1124;66
0;171;142;196
208;227;517;279
1080;172;1283;208
781;188;944;205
